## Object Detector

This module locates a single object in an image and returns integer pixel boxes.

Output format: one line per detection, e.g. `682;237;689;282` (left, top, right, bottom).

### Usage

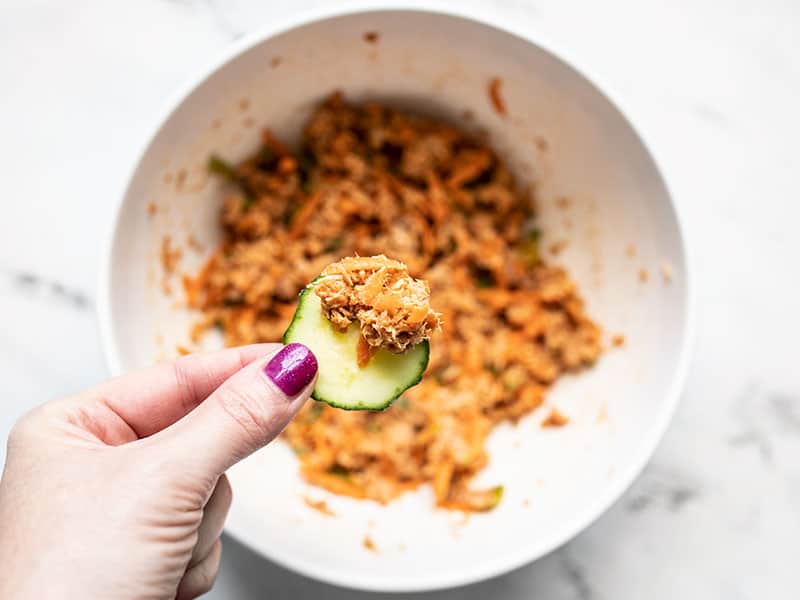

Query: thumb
158;343;318;478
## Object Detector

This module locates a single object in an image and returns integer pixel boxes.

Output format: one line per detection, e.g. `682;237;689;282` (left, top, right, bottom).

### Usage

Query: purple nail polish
264;343;317;396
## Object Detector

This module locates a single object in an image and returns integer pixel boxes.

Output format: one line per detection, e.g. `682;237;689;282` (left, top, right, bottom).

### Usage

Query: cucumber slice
283;280;429;410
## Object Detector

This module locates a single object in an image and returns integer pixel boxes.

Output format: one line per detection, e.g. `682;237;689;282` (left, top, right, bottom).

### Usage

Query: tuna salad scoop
283;255;440;410
314;255;442;354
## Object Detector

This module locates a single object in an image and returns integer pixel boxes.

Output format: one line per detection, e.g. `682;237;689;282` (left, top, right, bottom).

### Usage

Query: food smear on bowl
303;496;335;517
541;408;569;428
362;535;377;553
160;235;183;295
488;77;507;117
283;255;438;410
660;260;674;283
184;93;603;511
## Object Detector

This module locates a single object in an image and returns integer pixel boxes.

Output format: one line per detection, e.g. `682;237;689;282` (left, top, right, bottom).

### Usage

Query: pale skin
0;343;316;599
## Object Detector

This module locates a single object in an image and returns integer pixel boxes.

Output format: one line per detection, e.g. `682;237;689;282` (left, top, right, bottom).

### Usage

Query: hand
0;342;317;599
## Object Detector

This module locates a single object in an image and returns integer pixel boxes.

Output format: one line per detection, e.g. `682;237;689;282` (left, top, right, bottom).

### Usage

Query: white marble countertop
1;1;798;598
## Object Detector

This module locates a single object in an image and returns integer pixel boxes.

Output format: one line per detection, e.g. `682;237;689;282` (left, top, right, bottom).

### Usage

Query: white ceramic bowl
99;6;693;593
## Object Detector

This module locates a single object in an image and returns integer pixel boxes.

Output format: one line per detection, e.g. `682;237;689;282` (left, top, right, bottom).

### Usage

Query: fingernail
264;343;318;396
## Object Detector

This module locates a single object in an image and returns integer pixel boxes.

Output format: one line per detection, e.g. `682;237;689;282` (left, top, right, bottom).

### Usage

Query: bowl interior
105;9;690;592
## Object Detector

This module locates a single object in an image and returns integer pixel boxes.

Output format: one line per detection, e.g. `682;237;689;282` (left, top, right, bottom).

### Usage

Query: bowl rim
97;1;696;593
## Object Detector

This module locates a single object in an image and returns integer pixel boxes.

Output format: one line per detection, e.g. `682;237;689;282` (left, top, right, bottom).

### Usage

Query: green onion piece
209;154;255;209
475;272;494;288
303;403;324;423
519;227;542;265
290;444;308;456
490;485;504;508
327;465;351;480
485;363;501;376
208;155;238;181
282;207;295;226
324;236;344;252
257;145;274;165
222;296;245;307
394;397;410;410
298;148;315;193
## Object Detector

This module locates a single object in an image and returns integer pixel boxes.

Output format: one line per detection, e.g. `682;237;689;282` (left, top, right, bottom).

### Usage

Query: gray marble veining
6;270;92;310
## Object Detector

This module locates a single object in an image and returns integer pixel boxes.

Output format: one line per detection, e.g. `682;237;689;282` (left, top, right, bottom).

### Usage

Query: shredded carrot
356;334;375;368
433;457;454;505
289;191;323;239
